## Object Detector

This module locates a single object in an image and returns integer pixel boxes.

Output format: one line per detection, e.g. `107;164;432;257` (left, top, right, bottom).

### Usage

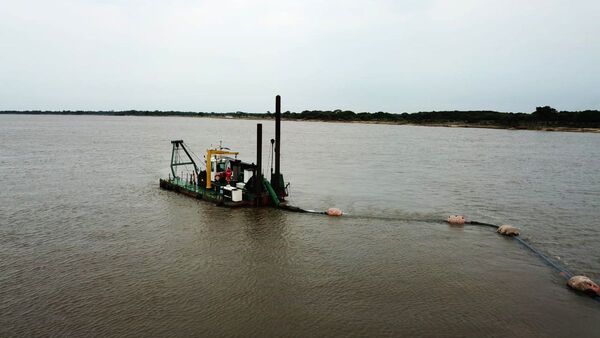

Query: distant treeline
2;106;600;128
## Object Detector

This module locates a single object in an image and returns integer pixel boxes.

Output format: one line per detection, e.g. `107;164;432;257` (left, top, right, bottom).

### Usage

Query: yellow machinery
205;149;239;189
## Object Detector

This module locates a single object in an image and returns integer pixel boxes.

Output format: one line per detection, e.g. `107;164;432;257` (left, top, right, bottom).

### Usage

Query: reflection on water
1;115;599;336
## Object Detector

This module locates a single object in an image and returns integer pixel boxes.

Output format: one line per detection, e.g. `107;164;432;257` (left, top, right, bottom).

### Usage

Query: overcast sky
1;0;599;112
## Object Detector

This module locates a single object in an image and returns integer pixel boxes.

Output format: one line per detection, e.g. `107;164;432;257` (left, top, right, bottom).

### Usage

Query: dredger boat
159;96;288;207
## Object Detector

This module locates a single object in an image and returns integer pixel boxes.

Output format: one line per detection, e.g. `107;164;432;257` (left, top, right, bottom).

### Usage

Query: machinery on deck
159;96;288;207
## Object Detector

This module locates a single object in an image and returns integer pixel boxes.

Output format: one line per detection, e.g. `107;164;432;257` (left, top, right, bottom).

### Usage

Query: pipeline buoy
326;208;343;216
567;276;600;296
497;224;520;236
447;215;465;225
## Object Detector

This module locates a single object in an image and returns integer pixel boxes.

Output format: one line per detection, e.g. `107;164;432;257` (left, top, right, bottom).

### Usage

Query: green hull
159;178;253;207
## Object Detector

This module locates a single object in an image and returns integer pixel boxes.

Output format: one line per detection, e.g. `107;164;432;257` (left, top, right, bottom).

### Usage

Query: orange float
567;275;600;296
447;215;465;225
326;208;343;216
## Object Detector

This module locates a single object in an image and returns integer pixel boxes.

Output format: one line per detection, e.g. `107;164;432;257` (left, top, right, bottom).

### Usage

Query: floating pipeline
279;205;600;302
465;219;600;301
275;202;342;216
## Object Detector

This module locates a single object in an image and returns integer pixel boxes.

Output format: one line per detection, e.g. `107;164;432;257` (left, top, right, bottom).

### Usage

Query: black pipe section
179;142;199;174
256;123;263;205
274;95;281;195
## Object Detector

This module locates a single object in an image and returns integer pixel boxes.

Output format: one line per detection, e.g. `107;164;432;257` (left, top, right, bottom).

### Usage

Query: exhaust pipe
255;123;263;205
274;95;282;195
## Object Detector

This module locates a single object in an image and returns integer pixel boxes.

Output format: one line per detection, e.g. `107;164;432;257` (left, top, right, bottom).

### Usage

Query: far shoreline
182;115;600;133
2;111;599;133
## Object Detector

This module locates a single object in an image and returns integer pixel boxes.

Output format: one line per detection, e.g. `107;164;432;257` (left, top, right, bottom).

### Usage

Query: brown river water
1;115;600;336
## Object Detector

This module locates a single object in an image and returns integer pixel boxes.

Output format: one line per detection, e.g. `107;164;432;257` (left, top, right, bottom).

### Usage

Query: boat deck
159;178;251;207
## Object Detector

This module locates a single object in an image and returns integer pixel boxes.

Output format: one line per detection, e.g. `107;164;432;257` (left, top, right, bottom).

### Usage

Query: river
1;115;599;336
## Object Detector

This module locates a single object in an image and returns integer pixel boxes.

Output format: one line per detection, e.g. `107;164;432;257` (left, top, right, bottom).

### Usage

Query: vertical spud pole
256;123;263;205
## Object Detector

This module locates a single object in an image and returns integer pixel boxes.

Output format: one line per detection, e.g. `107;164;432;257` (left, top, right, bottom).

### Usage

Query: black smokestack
274;95;281;194
256;123;263;204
